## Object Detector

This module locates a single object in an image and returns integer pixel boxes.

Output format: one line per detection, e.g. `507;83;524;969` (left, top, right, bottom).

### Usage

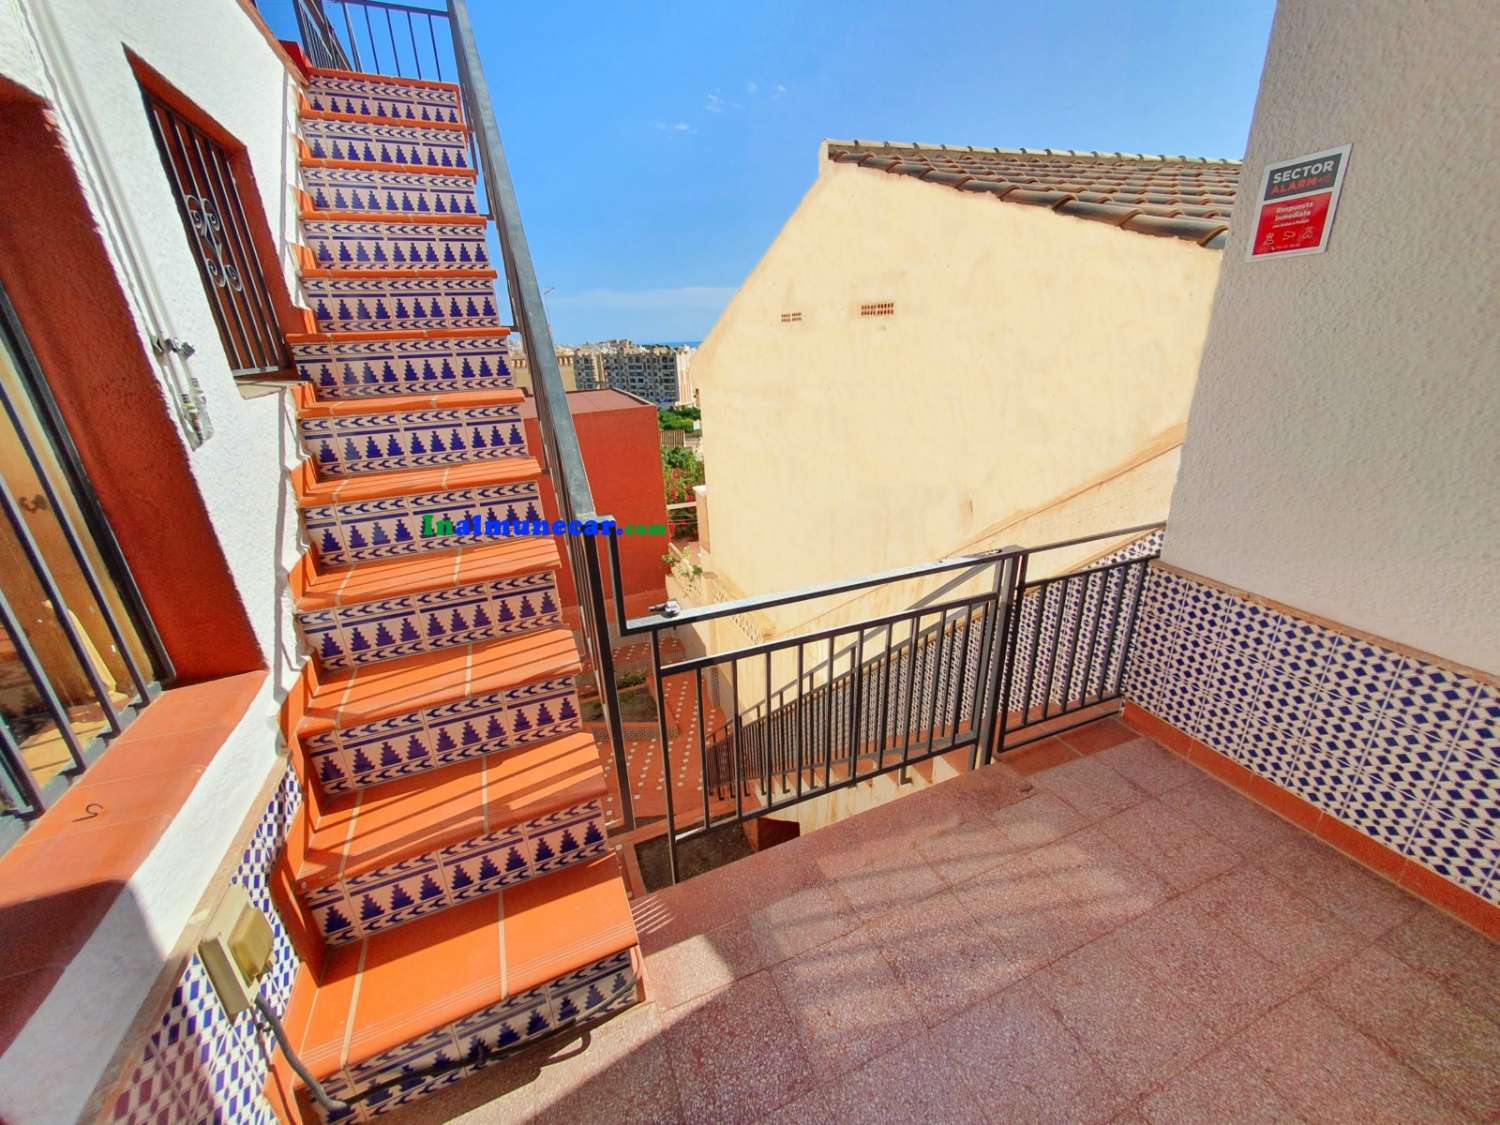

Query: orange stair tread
294;455;541;507
300;105;468;132
295;854;636;1078
307;66;462;94
296;733;606;891
299;156;479;179
287;326;509;345
294;538;559;611
299;628;581;734
300;266;496;280
294;385;523;418
301;208;487;226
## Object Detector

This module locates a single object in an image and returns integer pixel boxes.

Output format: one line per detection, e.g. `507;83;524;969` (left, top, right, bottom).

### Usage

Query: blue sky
262;1;1277;343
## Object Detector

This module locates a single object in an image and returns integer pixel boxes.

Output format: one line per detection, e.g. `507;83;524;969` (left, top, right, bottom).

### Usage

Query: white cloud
548;286;737;312
772;83;788;98
746;80;759;95
704;91;742;113
650;120;696;134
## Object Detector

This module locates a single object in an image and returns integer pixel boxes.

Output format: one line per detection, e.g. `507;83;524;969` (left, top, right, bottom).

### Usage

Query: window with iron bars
141;90;288;376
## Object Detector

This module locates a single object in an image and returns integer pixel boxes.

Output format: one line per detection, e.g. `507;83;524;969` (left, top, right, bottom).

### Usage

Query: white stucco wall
1161;0;1500;673
0;1;306;1118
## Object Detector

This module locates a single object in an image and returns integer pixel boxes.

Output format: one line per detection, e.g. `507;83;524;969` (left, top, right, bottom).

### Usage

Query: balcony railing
609;523;1163;883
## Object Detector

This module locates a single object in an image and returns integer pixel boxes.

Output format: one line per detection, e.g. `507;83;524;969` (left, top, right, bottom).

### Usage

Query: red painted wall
0;88;262;682
520;390;669;618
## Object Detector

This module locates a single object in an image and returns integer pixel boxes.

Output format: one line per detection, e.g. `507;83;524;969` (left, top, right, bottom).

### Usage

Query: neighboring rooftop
826;140;1242;248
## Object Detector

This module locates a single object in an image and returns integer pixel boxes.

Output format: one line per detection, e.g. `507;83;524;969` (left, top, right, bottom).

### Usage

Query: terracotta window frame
132;58;298;379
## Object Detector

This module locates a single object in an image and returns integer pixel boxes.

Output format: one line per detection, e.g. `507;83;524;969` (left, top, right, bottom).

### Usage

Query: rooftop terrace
388;719;1500;1123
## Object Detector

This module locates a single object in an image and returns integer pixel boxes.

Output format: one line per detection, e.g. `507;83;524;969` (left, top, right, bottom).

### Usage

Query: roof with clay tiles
825;140;1241;248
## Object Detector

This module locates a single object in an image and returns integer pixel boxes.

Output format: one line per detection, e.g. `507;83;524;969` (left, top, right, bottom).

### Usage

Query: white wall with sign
1162;0;1500;672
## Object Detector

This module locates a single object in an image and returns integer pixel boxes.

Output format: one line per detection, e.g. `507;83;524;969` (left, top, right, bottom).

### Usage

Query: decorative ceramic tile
307;75;463;124
1320;638;1405;712
1456;682;1499;756
1123;562;1499;907
299;402;527;477
1403;799;1499;899
1268;615;1345;686
291;335;511;399
302;165;479;219
303;118;470;170
301;479;542;567
110;768;301;1124
310;799;606;946
308;675;581;797
323;950;639;1120
302;275;499;333
301;571;561;672
1337;773;1428;853
304;219;489;271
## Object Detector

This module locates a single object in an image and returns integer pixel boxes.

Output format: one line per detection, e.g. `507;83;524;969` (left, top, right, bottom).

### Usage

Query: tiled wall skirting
107;769;303;1124
1125;562;1499;921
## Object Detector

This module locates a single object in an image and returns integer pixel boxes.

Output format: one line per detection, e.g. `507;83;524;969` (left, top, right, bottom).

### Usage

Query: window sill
0;670;267;1056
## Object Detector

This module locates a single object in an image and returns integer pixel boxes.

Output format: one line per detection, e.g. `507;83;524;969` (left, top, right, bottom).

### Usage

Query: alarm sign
1247;144;1351;260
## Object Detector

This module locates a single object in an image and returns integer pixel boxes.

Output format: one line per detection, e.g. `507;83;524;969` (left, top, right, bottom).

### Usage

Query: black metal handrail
606;523;1162;883
289;0;636;829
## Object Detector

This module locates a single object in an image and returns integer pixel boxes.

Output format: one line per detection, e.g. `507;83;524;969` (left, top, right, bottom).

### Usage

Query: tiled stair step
302;117;471;171
277;856;638;1122
303;216;490;272
300;97;467;133
296;733;609;946
289;328;511;401
302;270;499;334
298;628;583;797
294;458;545;567
302;165;479;219
305;68;464;124
294;386;529;478
292;539;563;673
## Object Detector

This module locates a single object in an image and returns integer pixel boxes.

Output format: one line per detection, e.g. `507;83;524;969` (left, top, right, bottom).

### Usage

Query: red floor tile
1377;904;1500;1013
866;885;1019;1026
769;926;921;1080
818;1027;989;1124
662;970;814;1125
1096;797;1245;893
1060;717;1137;756
1035;932;1217;1101
1112;895;1297;1040
1313;946;1500;1116
1183;866;1362;987
1231;994;1460;1123
1030;754;1149;820
1088;736;1201;795
1257;832;1422;941
1003;736;1080;776
939;977;1127;1125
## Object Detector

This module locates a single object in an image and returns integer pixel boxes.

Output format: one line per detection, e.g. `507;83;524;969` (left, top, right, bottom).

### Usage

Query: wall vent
779;311;802;323
859;301;895;318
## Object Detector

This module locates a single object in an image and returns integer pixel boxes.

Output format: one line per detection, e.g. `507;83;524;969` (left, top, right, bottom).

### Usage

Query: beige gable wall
692;156;1224;639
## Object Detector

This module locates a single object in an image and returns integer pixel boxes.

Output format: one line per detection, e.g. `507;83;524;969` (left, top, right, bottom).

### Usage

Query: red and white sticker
1247;144;1351;260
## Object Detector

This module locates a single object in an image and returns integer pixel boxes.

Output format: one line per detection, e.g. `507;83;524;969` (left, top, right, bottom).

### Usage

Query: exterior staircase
267;68;639;1122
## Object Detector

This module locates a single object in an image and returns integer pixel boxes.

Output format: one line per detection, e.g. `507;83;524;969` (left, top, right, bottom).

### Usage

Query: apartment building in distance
580;339;691;407
503;336;583;392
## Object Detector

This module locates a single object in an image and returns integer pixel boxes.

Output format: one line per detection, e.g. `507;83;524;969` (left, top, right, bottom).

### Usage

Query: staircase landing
385;724;1497;1124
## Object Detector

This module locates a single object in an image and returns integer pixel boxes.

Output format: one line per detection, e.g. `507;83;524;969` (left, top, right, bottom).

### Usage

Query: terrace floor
394;720;1500;1124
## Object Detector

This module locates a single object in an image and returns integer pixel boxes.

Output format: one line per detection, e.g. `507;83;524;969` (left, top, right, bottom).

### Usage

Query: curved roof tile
827;139;1241;248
